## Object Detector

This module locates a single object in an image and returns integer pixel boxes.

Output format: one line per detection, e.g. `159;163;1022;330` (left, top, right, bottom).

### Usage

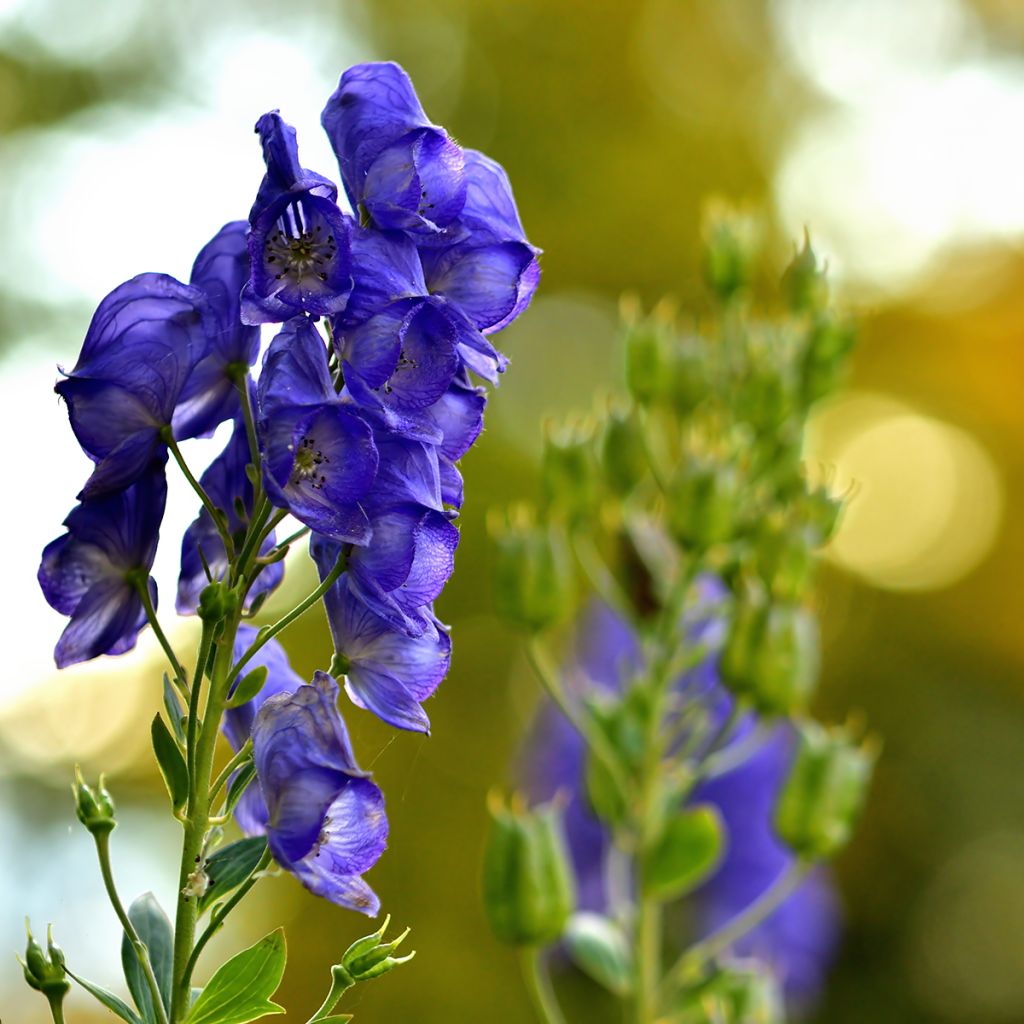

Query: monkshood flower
242;112;354;324
257;317;378;544
253;671;388;915
322;61;467;234
173;220;261;439
313;537;451;734
176;418;284;614
523;600;839;1008
56;274;213;498
38;461;166;667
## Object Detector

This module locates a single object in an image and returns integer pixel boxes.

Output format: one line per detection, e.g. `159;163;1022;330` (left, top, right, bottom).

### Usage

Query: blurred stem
571;533;637;628
700;721;772;781
662;859;811;998
94;832;169;1024
633;896;661;1024
162;429;235;561
520;947;566;1024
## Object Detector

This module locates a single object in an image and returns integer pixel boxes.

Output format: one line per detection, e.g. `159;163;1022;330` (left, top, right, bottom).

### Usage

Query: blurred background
1;0;1022;1020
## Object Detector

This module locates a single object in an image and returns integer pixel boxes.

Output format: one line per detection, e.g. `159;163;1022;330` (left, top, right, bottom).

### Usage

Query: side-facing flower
56;274;213;498
242;112;354;324
257;318;378;544
252;671;388;915
322;61;466;234
173;221;261;439
38;461;166;667
176;418;284;614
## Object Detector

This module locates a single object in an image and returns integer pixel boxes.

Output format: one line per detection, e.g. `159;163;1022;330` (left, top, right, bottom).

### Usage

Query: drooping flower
256;318;378;544
251;671;388;915
321;61;467;234
173;221;261;440
38;461;167;668
56;274;213;498
523;598;839;1007
242;113;354;325
176;418;283;614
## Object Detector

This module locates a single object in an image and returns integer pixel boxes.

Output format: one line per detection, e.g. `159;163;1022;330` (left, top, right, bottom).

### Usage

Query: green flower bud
801;313;855;406
686;962;784;1023
197;580;234;623
701;202;761;302
563;912;632;996
801;478;845;545
668;336;711;417
483;794;576;946
541;419;600;525
601;406;648;497
20;921;70;1000
775;720;877;860
624;319;673;406
490;508;574;632
781;230;829;314
667;455;744;550
339;914;415;984
756;518;817;603
72;766;116;836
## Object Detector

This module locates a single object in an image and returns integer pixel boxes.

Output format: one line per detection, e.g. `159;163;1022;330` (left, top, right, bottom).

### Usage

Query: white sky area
772;0;1024;292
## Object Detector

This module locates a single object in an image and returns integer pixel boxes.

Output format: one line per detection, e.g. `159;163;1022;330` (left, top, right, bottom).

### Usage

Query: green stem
209;739;252;805
94;832;169;1024
136;579;188;695
163;430;235;561
180;847;274;996
699;721;771;781
230;550;347;680
46;992;67;1024
633;897;661;1024
520;947;567;1024
306;965;355;1023
662;860;810;996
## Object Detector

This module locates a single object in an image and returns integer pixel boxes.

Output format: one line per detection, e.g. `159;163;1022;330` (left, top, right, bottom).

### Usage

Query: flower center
265;201;338;287
292;436;329;489
379;348;418;396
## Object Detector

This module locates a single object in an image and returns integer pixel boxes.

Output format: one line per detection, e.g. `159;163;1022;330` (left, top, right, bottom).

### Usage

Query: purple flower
56;274;213;498
173;221;261;440
322;61;467;234
176;418;284;615
252;671;388;915
242;112;354;325
257;318;378;544
523;598;839;1006
38;462;166;668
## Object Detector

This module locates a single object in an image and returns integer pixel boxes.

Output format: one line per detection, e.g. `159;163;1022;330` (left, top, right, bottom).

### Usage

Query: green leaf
644;805;724;902
66;968;143;1024
198;836;268;913
184;928;286;1024
563;912;632;996
224;762;257;817
121;893;174;1023
163;675;186;743
151;714;189;811
312;1017;354;1023
226;666;268;709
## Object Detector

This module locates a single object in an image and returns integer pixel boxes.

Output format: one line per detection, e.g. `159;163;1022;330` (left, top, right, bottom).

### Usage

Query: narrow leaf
151;714;189;811
66;968;143;1024
643;805;725;902
184;928;286;1024
198;836;268;913
226;666;268;709
224;762;257;817
312;1017;354;1023
121;893;174;1022
163;675;186;743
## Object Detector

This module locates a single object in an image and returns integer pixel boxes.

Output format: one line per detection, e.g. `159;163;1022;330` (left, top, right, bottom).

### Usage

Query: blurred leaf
643;805;724;901
184;929;285;1024
564;912;632;996
121;893;173;1022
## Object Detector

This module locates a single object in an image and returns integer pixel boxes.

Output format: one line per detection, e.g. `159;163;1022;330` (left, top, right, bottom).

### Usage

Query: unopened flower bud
756;519;817;602
701;202;761;302
667;455;744;550
490;508;574;632
624;319;672;406
801;479;845;545
689;961;783;1023
668;336;710;417
197;580;234;623
775;720;877;860
564;912;632;996
72;766;116;836
20;921;69;1001
801;313;855;406
339;914;415;983
541;419;599;525
601;406;648;497
483;793;576;946
781;230;829;314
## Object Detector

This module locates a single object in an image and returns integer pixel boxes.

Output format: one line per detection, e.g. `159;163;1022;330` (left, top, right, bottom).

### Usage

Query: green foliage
643;806;725;902
122;893;174;1023
183;930;286;1024
563;912;633;996
151;714;189;812
197;837;269;914
225;666;268;709
66;968;143;1024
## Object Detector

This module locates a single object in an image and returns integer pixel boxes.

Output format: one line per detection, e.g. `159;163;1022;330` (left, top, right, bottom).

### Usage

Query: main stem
170;607;241;1022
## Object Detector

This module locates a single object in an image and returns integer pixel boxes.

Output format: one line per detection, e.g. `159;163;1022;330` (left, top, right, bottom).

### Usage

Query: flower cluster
38;62;536;914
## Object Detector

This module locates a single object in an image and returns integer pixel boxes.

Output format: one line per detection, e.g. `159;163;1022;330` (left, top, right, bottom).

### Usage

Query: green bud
668;336;710;417
563;912;632;996
20;921;70;1000
682;962;783;1023
775;720;877;860
198;580;234;623
756;519;817;602
339;914;415;983
541;419;600;525
801;313;855;406
72;766;116;836
667;455;744;550
781;230;829;314
701;202;761;302
490;508;574;632
735;326;797;431
624;318;672;406
801;478;845;545
483;794;576;946
601;406;648;497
